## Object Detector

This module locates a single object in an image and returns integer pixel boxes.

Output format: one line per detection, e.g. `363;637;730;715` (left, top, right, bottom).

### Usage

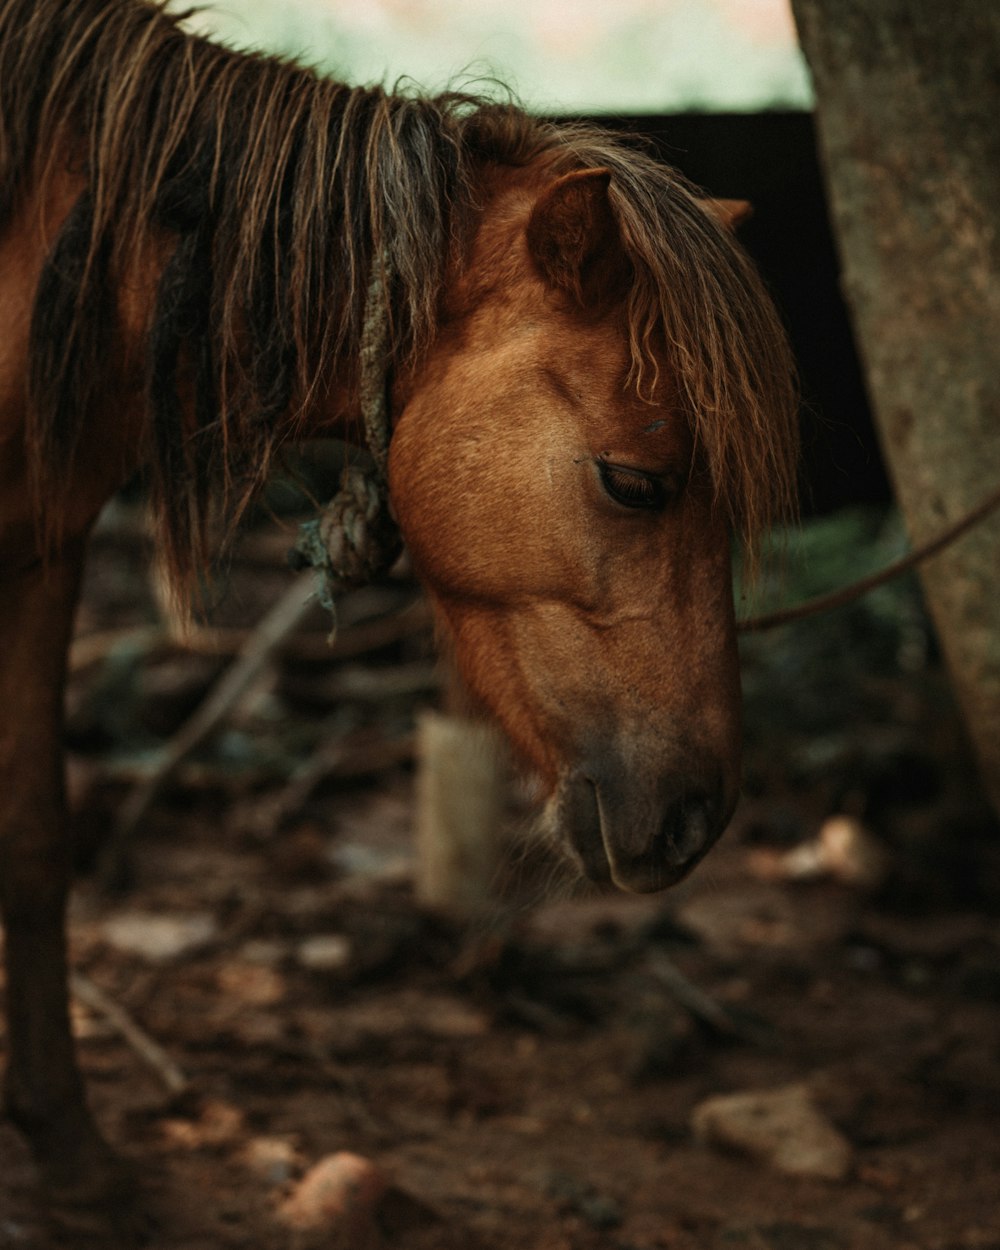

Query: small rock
296;934;353;972
278;1151;388;1235
817;816;889;888
749;816;888;889
749;841;826;882
240;1136;302;1186
161;1099;245;1150
102;910;217;962
692;1083;852;1181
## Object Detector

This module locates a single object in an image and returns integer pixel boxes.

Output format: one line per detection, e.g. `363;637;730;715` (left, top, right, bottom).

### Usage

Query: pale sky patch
178;0;813;113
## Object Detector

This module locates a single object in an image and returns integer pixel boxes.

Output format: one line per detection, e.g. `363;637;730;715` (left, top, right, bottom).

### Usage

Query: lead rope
291;255;402;627
737;481;1000;633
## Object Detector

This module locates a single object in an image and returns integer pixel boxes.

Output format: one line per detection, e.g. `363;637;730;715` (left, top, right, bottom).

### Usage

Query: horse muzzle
554;768;731;893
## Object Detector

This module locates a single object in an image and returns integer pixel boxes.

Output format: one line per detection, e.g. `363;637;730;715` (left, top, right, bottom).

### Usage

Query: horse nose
597;786;724;893
661;791;717;866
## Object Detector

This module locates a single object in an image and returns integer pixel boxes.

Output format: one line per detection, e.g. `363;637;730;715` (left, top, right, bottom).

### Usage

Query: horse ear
705;198;754;231
526;167;628;305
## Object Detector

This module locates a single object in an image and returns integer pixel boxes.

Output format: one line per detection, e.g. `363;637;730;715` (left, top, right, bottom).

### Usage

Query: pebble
101;910;217;962
161;1099;245;1150
750;816;888;889
296;933;354;972
240;1136;302;1186
278;1151;388;1236
691;1083;853;1181
817;815;889;887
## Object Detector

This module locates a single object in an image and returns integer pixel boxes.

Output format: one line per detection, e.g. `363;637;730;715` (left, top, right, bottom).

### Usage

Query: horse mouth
549;773;613;885
550;770;718;894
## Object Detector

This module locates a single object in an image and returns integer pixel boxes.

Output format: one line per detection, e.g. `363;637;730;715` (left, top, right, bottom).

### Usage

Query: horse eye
598;461;668;510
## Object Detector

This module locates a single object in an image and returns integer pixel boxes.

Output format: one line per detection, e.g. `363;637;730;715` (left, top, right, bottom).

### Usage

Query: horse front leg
0;552;141;1244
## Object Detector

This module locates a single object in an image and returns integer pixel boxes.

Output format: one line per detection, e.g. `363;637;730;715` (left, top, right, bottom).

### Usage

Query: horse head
389;164;788;893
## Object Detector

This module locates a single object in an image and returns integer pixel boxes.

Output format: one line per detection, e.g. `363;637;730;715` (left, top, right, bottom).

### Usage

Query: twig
648;952;772;1047
251;730;417;832
282;659;441;705
69;625;165;673
183;597;431;663
68;597;431;674
70;971;189;1095
254;736;347;833
100;570;319;884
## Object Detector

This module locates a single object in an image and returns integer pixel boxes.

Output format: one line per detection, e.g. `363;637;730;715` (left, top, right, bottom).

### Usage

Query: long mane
0;0;797;582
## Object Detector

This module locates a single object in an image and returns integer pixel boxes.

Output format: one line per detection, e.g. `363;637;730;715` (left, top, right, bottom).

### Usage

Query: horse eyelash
597;460;668;510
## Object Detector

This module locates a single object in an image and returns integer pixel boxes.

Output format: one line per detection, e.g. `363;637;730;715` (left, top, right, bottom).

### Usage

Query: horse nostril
656;793;715;869
590;777;727;893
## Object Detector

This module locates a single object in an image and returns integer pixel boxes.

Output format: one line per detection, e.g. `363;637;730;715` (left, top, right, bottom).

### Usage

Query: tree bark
791;0;1000;815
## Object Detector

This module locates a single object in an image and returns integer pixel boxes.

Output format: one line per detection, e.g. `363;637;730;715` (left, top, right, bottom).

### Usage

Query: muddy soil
2;502;999;1250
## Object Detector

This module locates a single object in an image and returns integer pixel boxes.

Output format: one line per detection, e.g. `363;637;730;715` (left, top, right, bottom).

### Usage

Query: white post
414;710;506;917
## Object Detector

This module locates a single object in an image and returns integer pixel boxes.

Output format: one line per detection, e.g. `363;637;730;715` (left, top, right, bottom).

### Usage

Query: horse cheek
387;411;478;597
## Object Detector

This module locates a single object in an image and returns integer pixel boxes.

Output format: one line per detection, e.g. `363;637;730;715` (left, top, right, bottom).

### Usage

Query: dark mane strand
0;0;797;586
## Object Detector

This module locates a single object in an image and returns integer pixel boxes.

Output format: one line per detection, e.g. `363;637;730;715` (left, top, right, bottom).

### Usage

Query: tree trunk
791;0;1000;815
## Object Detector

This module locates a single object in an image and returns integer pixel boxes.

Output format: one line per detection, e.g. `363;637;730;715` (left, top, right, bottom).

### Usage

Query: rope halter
291;255;402;618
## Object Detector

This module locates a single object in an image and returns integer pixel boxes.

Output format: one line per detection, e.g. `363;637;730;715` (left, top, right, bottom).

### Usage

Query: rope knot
291;252;401;630
291;465;401;614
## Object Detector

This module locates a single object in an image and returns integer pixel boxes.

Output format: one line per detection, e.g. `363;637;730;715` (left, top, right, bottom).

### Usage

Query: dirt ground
2;499;999;1250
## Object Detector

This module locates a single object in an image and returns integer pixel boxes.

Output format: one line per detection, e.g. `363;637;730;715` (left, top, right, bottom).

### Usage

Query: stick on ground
99;570;319;885
70;971;189;1095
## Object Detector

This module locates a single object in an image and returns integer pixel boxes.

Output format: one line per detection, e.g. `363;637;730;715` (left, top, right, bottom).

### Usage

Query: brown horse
0;0;798;1240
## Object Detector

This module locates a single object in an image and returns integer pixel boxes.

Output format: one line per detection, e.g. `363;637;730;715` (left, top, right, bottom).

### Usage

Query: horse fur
0;0;797;588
